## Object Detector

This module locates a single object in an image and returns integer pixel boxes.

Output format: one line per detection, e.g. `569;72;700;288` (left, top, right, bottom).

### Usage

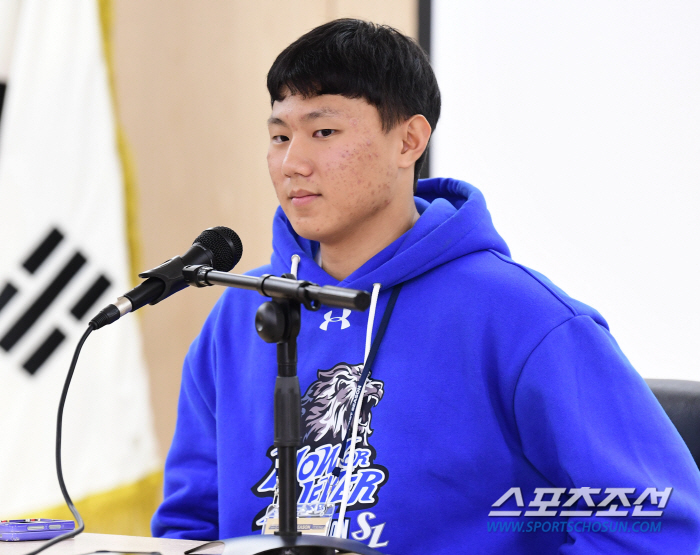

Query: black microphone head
194;226;243;272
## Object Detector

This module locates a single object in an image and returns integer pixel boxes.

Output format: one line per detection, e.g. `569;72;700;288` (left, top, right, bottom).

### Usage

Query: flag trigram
0;227;111;374
0;81;6;123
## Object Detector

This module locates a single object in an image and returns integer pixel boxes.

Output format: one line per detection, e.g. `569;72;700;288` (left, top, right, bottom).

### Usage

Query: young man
153;19;700;553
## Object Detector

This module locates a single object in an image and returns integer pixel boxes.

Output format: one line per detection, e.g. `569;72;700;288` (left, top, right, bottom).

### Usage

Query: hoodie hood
270;177;510;291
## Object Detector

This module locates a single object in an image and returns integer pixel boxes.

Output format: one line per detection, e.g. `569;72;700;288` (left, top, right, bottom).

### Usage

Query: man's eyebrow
267;116;287;127
267;108;343;127
302;108;342;121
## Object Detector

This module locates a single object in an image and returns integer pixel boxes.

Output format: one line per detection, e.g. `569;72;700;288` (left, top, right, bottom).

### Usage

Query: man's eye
272;135;289;143
313;129;335;138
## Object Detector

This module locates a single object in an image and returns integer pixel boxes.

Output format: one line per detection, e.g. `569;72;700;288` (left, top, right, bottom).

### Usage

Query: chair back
646;379;700;470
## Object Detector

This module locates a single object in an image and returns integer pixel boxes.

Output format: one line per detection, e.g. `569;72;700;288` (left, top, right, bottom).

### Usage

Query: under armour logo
319;309;351;331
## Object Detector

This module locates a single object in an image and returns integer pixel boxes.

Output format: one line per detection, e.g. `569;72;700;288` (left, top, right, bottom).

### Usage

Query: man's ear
399;115;432;168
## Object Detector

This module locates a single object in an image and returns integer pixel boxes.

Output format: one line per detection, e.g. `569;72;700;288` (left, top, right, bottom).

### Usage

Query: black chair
646;379;700;470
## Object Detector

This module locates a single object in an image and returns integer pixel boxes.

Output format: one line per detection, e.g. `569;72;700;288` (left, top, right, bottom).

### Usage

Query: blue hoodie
153;178;700;554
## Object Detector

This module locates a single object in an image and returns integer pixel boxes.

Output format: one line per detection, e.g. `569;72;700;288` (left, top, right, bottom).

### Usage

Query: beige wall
111;0;418;460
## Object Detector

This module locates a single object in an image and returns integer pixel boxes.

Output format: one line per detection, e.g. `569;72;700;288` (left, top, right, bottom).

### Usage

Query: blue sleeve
151;313;220;540
514;315;700;553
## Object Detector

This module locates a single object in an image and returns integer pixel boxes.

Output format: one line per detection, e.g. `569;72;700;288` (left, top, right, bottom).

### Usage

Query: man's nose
281;137;312;177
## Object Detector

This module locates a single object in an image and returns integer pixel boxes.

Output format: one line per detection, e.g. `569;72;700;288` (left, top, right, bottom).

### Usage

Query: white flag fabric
0;0;159;518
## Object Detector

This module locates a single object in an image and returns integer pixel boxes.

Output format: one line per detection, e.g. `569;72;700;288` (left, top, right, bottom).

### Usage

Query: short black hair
267;19;441;189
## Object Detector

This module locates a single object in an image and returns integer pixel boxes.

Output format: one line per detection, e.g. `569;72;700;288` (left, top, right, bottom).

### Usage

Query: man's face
267;93;406;247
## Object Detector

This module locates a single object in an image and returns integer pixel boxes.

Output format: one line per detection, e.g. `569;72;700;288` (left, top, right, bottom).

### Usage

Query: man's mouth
289;190;320;207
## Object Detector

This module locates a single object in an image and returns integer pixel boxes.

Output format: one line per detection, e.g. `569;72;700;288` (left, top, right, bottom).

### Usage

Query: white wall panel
432;1;699;380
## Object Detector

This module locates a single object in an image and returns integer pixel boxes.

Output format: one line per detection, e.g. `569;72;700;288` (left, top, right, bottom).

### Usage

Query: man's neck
318;203;420;281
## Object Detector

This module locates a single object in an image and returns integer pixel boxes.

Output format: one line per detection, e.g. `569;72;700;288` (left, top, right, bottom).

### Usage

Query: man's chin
288;221;326;244
284;214;348;248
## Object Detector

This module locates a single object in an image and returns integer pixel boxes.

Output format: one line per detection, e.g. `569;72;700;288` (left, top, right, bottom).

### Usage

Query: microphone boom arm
182;265;371;311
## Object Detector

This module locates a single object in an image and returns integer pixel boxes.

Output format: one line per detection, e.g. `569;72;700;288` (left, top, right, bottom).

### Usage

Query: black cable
24;323;96;555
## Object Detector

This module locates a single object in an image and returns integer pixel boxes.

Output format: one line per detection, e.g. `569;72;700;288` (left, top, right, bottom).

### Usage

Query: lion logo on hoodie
251;361;388;531
301;363;384;449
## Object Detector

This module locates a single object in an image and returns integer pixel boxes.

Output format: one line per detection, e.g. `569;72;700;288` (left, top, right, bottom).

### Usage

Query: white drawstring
363;285;381;362
289;253;382;538
290;254;300;278
334;282;382;537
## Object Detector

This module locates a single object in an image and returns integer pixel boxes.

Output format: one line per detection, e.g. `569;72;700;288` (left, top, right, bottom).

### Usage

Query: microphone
90;226;243;330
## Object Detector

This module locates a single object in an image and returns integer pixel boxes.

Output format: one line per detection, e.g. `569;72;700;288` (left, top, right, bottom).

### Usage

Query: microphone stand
182;266;385;555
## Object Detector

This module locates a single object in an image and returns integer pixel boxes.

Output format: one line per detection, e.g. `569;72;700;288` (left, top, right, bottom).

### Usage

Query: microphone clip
182;264;214;288
138;254;199;304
